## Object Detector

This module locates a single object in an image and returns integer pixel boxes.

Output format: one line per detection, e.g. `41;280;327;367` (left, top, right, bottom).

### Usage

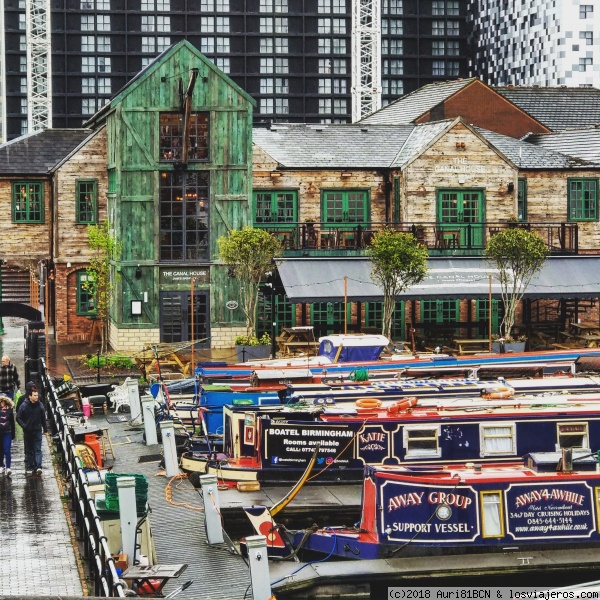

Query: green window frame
256;286;296;339
76;271;97;316
13;181;43;223
253;190;298;225
322;189;370;225
517;178;527;221
76;179;98;224
365;300;405;340
568;178;598;221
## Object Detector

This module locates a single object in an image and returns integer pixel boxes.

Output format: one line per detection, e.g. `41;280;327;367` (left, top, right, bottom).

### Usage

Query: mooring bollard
245;535;272;600
199;474;224;544
117;476;138;569
141;395;158;445
127;378;142;424
159;420;179;477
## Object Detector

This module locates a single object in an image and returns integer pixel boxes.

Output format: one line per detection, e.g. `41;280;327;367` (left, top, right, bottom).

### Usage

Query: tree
485;227;549;340
86;220;121;353
369;228;429;341
218;226;283;338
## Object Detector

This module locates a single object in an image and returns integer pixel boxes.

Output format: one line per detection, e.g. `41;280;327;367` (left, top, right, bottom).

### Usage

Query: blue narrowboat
291;451;600;559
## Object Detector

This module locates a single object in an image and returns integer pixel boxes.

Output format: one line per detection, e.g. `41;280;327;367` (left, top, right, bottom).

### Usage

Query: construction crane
351;0;382;122
26;0;52;134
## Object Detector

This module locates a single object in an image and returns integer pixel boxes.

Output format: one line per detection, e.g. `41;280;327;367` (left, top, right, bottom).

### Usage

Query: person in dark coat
0;395;15;477
16;386;47;475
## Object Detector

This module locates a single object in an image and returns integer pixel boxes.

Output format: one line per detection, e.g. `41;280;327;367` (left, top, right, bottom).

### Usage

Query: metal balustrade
41;360;126;598
256;221;579;255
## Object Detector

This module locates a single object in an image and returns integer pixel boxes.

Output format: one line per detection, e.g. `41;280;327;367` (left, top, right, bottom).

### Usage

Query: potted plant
485;228;548;353
491;333;528;353
218;226;282;360
234;333;272;362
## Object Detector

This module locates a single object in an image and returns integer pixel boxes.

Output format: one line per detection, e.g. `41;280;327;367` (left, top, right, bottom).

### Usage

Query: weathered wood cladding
103;41;255;338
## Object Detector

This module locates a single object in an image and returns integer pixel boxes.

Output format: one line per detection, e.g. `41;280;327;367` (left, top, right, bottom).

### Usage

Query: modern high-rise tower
470;0;600;86
1;0;469;141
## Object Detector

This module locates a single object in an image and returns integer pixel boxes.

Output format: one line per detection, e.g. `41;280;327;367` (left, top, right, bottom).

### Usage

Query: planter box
236;345;271;362
491;341;526;353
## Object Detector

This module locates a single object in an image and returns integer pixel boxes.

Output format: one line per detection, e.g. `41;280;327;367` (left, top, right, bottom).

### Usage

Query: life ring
387;397;418;414
481;386;515;400
355;398;382;409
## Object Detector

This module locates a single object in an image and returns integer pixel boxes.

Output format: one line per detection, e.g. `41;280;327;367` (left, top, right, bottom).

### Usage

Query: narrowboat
194;334;600;380
180;391;600;483
290;451;600;559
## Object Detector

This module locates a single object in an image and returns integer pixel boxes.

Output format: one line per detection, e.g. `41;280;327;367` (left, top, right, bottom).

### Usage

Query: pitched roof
85;40;255;127
493;87;600;131
252;120;600;171
253;123;415;168
359;78;477;124
0;129;94;175
527;128;600;163
474;127;599;169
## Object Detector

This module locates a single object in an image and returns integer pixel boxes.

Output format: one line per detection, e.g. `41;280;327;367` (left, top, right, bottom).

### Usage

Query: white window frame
480;423;516;456
557;422;589;449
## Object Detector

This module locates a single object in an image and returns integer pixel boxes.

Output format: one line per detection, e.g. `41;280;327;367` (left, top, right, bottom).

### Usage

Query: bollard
127;378;142;424
199;474;224;544
245;535;272;600
159;420;179;477
141;395;158;446
117;476;138;569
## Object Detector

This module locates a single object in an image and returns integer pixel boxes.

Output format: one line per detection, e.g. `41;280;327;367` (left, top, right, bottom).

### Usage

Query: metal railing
41;360;126;598
256;221;579;254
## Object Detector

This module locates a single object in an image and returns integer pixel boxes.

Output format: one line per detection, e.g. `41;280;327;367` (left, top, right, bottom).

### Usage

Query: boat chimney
559;448;573;473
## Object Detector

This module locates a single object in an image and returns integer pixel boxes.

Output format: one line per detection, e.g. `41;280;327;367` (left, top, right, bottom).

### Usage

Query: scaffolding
351;0;381;122
26;0;52;133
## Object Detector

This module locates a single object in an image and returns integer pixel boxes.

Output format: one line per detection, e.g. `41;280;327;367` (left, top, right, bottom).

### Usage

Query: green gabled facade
88;40;255;351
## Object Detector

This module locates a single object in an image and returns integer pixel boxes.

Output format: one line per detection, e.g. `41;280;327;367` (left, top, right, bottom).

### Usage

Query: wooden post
191;277;195;374
488;274;493;353
344;275;348;335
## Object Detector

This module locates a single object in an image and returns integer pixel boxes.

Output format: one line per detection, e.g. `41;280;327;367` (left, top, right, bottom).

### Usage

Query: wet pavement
0;317;85;598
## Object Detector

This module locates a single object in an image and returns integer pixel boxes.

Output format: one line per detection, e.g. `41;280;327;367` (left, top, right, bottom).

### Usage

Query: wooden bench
280;341;320;356
454;339;491;355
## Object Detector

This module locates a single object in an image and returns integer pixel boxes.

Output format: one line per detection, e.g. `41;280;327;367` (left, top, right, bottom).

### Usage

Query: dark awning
275;256;600;302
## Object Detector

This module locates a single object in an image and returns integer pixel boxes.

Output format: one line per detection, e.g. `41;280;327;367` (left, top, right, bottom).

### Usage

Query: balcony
256;221;579;256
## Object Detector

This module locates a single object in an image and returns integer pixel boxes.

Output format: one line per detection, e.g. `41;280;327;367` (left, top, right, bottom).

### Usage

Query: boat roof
371;451;600;483
318;334;390;347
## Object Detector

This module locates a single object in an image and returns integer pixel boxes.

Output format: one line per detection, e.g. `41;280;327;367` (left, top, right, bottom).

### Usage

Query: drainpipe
381;170;392;223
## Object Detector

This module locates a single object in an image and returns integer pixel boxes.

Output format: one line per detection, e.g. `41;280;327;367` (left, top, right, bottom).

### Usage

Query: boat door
437;189;484;248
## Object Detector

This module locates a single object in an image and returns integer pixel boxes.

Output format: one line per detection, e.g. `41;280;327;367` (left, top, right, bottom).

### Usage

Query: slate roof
493;87;600;132
253;123;416;168
253;120;600;171
359;78;477;124
475;127;600;169
0;128;94;175
527;128;600;163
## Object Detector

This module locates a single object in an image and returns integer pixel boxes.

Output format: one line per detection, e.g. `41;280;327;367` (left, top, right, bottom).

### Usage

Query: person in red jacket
0;395;16;477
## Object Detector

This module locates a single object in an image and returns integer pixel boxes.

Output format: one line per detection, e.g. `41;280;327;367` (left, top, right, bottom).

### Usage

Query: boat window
595;488;600;532
557;422;589;449
480;424;516;456
403;425;440;458
481;491;504;537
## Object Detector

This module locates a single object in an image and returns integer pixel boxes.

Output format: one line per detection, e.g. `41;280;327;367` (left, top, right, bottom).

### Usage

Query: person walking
0;355;20;400
16;386;47;475
0;395;15;476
